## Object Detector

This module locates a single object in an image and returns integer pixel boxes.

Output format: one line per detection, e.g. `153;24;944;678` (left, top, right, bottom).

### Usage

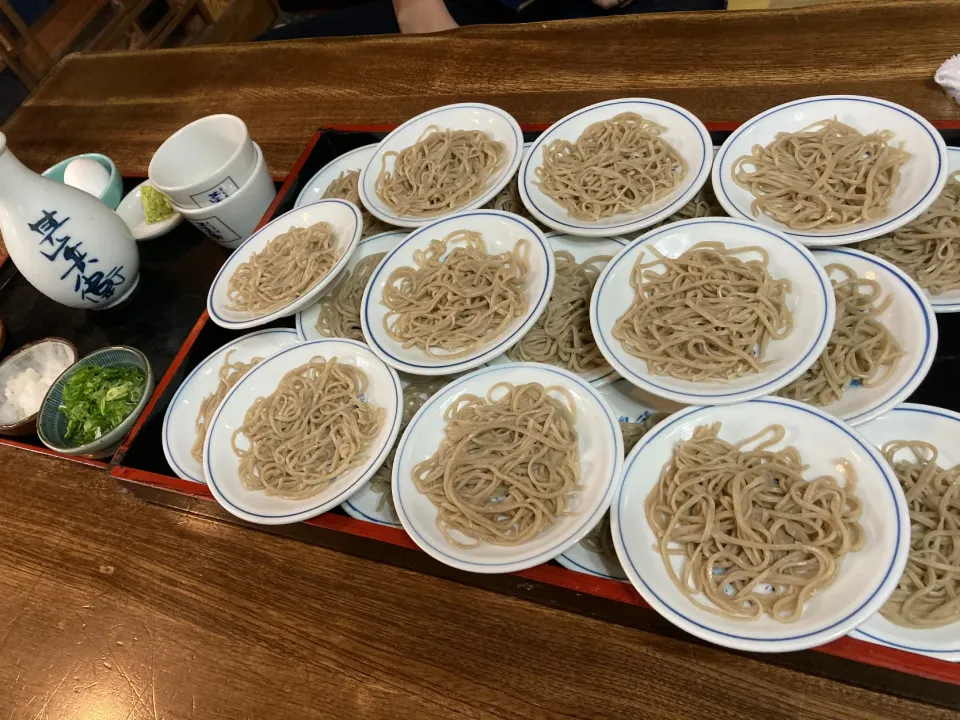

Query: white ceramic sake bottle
0;131;139;310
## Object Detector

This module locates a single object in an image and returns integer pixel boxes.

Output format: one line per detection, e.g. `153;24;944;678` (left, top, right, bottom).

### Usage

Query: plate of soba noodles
358;103;523;228
590;217;835;405
613;397;910;653
777;248;936;426
848;404;960;662
713;95;949;247
488;232;627;388
204;339;402;525
519;98;712;237
361;209;555;376
162;328;301;484
391;362;623;574
207;200;362;330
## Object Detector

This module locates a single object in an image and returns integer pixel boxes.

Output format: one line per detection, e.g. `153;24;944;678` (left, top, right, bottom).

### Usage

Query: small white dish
116;180;183;241
392;362;623;574
162;328;300;483
614;396;909;653
295;143;378;209
713;95;949;247
361;209;555;376
296;229;408;342
358;103;523;228
801;248;937;426
555;511;627;582
591;217;835;406
519;98;712;238
207;199;362;330
848;403;960;662
488;232;626;388
204;339;402;525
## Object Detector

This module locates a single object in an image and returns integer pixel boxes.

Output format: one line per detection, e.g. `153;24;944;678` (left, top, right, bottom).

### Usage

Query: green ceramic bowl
42;153;123;210
37;345;153;459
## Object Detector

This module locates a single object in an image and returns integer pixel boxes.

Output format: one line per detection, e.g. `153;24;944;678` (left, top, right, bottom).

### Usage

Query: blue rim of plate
294;143;378;209
361;210;554;374
206;199;362;327
520;98;711;233
556;547;627;581
161;328;299;484
204;338;402;521
393;362;622;571
810;247;937;426
851;629;959;657
358;103;523;225
342;493;402;528
714;95;947;240
615;396;905;646
591;217;832;402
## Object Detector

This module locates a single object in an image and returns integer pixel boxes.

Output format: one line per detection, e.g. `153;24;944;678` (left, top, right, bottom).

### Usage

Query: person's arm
392;0;459;33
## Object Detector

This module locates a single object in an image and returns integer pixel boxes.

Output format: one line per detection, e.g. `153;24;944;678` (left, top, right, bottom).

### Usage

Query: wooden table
2;3;960;718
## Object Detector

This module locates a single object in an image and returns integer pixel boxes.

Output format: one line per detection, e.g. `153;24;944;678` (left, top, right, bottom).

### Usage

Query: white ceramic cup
148;114;257;209
177;142;276;249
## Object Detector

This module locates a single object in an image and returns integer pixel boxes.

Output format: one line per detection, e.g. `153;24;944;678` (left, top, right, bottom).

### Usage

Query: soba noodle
779;263;903;406
612;242;793;381
620;412;669;455
227;222;340;314
321;169;392;238
536;112;687;221
315;252;386;341
507;250;610;373
232;357;384;500
859;173;960;296
376;126;505;217
382;230;528;358
733;119;910;230
646;423;865;622
879;440;960;629
191;350;262;463
413;382;580;547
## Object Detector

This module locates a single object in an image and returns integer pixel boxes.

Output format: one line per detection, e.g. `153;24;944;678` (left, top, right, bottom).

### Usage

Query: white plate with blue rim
613;396;910;653
519;98;712;238
361;209;555;377
590;217;836;406
207;199;362;330
793;248;937;426
162;328;300;483
713;95;949;247
296;229;409;342
358;103;523;228
848;403;960;661
392;362;623;574
203;338;402;525
487;231;627;388
295;143;378;209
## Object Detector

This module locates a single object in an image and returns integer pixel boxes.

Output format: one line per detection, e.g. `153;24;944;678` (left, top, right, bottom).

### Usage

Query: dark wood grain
0;446;953;720
4;0;960;179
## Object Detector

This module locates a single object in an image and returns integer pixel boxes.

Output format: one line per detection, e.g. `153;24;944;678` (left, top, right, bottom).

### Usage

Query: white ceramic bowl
296;229;408;342
801;248;937;426
713;95;949;247
488;231;626;387
613;397;910;653
392;362;623;574
358;103;523;228
207;199;362;330
519;98;712;238
116;180;183;241
204;339;402;525
591;217;835;405
296;143;378;209
848;403;960;662
177;142;277;249
149;114;257;209
361;209;555;376
162;328;301;483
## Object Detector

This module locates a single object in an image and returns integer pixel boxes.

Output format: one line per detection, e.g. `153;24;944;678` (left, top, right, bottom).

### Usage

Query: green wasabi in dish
59;365;146;446
141;185;174;224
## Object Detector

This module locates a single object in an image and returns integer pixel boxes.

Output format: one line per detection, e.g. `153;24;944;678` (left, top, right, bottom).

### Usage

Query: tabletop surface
2;2;960;718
